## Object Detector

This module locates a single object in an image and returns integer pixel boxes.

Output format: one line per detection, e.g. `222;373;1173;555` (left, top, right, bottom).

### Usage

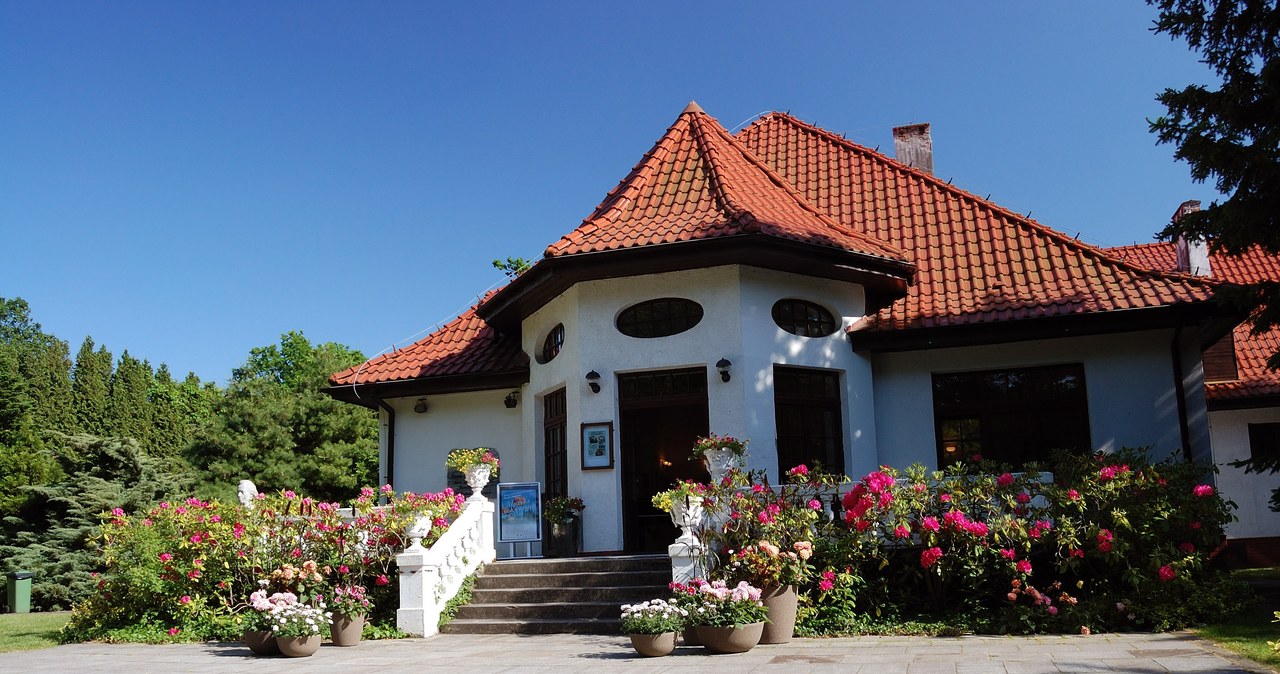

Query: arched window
616;298;703;338
539;324;564;364
772;299;837;337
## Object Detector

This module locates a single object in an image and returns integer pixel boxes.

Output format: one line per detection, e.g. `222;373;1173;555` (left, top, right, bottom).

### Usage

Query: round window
772;299;837;337
539;324;564;363
616;298;704;338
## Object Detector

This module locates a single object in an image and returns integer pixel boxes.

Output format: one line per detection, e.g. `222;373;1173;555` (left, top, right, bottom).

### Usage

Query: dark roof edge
323;369;530;408
849;302;1236;354
1208;393;1280;411
478;234;916;332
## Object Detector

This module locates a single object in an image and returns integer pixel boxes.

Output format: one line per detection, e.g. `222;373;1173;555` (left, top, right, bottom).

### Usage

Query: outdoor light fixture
413;398;429;414
504;392;519;409
585;370;601;393
715;358;732;383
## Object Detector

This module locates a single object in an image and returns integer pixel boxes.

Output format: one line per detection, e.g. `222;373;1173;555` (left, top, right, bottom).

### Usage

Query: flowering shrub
60;485;464;643
619;598;687;634
687;579;768;628
543;496;585;526
691;434;748;460
446;447;500;471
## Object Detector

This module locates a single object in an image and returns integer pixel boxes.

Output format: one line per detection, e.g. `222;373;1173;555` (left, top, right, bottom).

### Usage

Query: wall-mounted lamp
585;370;601;394
413;398;429;414
504;392;519;409
715;358;732;383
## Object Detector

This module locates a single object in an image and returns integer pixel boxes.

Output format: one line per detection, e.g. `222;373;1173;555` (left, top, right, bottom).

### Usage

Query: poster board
497;482;542;543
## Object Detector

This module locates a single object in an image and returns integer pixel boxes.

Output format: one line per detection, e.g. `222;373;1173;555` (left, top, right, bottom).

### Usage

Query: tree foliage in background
186;331;377;503
0;346;58;517
1148;0;1280;506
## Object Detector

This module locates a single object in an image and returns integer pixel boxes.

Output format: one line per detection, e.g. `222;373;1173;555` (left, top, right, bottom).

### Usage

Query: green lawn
0;612;69;652
1192;570;1280;672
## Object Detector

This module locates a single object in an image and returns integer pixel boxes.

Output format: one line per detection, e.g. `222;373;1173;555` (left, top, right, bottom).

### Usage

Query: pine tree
106;351;153;446
23;338;75;433
72;337;111;435
148;364;190;456
0;345;57;516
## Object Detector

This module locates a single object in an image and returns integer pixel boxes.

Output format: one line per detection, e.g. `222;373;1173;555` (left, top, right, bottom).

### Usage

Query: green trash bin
6;571;33;613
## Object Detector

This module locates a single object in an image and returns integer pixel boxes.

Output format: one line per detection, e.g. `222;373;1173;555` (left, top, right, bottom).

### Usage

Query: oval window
539;324;564;364
772;299;837;337
616;298;703;338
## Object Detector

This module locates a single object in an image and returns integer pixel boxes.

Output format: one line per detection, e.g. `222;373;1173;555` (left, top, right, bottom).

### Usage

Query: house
1111;221;1280;564
326;102;1241;557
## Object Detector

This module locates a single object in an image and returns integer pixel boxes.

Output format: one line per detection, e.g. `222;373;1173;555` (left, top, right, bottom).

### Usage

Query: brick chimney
892;123;933;175
1172;200;1211;277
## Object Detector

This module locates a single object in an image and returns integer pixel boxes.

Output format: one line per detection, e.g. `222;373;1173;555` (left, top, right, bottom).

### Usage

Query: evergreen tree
0;345;58;516
106;351;153;446
0;297;75;433
148;364;189;456
188;332;376;502
72;337;111;435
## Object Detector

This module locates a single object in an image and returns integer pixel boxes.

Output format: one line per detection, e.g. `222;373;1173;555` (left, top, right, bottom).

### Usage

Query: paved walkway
4;632;1272;673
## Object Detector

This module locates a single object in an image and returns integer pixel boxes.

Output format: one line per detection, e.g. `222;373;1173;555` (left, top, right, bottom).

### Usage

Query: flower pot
330;613;364;647
760;584;798;644
681;626;701;646
694;622;764;654
628;632;676;657
464;465;492;500
701;448;742;482
544;518;580;558
275;634;321;657
241;629;279;655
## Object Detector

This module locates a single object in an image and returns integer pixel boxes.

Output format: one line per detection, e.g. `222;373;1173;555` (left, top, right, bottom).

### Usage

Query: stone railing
395;492;495;637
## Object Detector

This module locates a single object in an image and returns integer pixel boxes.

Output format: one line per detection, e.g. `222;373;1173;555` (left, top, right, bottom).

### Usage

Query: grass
1192;568;1280;672
0;612;69;653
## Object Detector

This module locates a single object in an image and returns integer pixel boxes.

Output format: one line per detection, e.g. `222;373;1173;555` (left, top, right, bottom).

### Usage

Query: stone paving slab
0;632;1272;673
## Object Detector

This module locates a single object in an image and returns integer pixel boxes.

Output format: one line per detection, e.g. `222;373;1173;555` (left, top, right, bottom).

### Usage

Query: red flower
1016;559;1032;574
920;547;944;568
376;574;389;586
1158;565;1176;582
1193;484;1215;498
1179;542;1196;554
996;473;1015;488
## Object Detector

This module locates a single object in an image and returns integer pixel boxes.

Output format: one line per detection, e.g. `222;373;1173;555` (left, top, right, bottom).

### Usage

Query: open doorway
618;368;709;553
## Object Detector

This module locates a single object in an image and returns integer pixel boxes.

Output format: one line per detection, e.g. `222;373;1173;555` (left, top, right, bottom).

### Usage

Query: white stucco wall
1209;407;1280;538
870;329;1204;468
382;390;524;495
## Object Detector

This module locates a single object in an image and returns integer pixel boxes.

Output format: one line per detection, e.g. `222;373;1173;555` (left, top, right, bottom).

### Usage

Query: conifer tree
72;337;111;435
0;346;57;516
106;351;153;446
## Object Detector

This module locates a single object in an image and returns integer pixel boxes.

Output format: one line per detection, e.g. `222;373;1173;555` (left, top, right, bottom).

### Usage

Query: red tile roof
545;102;907;264
1110;242;1280;402
329;291;527;389
736;113;1220;333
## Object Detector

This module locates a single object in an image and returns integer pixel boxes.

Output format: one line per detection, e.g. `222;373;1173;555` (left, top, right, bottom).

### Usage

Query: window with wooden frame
616;298;703;338
772;299;838;338
539;324;565;364
932;364;1091;468
543;388;567;500
774;366;844;474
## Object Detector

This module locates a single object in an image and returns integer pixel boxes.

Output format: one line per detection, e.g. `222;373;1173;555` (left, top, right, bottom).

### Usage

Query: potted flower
723;540;812;643
691;434;747;481
651;481;707;545
446;447;500;499
241;586;295;655
688;579;768;653
619;598;688;657
270;596;332;657
327;584;371;647
543;496;585;558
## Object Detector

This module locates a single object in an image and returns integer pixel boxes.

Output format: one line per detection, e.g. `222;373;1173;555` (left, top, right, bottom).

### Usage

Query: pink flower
1047;606;1058;616
1016;559;1032;574
290;548;302;558
376;574;389;586
338;565;350;574
894;525;911;539
807;499;822;511
381;484;395;494
168;627;180;636
821;570;836;582
142;519;153;526
751;484;765;493
912;483;926;493
1158;564;1176;582
818;579;834;592
920;516;941;533
189;534;202;544
997;473;1014;488
179;595;191;605
284;490;296;500
111;507;125;517
1066;489;1081;501
788;464;809;477
920;547;944;568
1069;548;1084;558
1000;548;1017;560
757;511;774;525
159;553;173;563
1193;484;1214;498
939;493;951;503
1016;492;1031;504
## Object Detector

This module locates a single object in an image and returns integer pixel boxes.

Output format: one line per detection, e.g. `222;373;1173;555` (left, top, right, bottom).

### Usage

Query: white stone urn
464;464;492;501
405;515;432;550
669;494;705;546
702;449;744;482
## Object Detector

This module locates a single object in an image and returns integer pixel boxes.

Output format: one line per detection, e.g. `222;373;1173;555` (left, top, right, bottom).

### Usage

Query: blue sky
1;1;1221;383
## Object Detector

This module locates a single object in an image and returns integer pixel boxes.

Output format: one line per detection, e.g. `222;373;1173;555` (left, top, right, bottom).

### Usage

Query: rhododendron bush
60;485;464;642
693;448;1246;635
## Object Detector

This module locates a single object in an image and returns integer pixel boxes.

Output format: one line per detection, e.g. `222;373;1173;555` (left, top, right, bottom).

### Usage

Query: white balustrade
395;494;495;637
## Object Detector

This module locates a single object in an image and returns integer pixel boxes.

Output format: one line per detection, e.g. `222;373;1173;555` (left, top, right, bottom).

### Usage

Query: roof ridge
684;109;751;229
741;112;1219;290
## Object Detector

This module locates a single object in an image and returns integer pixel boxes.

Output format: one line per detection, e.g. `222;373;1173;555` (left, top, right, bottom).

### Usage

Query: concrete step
470;585;667;604
479;554;668;576
474;569;669;589
454;600;623;621
439;617;621;635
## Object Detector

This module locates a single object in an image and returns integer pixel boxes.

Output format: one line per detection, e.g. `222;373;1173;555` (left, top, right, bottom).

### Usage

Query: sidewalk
4;631;1272;673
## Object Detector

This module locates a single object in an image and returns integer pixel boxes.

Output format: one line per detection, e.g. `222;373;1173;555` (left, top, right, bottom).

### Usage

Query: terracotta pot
628;631;676;657
241;629;279;655
760;584;798;644
694;622;764;654
275;634;322;657
681;626;701;646
330;613;365;647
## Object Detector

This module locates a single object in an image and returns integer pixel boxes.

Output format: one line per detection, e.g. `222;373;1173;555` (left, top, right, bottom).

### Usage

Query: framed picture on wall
581;422;614;470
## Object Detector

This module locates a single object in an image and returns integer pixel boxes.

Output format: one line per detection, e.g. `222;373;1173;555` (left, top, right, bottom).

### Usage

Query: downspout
377;399;396;488
1171;327;1193;463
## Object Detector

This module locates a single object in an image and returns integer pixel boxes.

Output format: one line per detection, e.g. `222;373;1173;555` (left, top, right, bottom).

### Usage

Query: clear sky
1;1;1223;383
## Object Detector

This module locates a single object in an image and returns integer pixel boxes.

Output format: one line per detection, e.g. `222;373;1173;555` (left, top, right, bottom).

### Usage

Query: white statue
237;479;259;509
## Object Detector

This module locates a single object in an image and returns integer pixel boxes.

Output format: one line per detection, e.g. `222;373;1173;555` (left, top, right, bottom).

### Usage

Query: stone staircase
440;554;670;634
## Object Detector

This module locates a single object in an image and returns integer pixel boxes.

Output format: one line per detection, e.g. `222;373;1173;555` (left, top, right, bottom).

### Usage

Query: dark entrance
618;368;709;553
